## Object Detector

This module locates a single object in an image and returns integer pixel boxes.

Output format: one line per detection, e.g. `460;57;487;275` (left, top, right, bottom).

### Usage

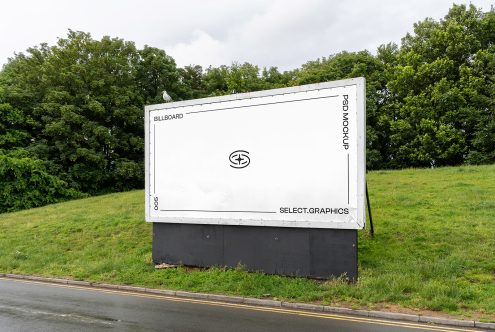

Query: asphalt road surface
0;277;481;332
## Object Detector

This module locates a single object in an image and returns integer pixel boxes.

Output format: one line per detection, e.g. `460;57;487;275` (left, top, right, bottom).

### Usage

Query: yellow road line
0;277;477;332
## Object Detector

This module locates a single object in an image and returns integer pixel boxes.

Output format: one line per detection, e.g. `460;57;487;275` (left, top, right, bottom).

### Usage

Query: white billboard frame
145;77;366;229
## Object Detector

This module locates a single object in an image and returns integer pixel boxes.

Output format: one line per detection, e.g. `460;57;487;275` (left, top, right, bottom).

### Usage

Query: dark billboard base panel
152;223;357;280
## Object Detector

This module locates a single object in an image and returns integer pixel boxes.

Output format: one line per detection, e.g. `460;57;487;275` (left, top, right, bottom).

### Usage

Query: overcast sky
1;0;493;71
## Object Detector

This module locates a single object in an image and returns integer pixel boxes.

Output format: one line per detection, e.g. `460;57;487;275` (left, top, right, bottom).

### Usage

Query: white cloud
167;30;230;68
1;0;494;71
225;0;333;69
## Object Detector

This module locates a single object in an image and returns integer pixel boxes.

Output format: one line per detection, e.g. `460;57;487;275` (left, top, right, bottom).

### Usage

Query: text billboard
145;77;366;229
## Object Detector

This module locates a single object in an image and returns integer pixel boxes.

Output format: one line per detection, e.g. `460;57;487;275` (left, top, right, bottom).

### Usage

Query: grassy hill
0;165;494;320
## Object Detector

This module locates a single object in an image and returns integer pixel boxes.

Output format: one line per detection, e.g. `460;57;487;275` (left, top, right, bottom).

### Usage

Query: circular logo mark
229;150;250;169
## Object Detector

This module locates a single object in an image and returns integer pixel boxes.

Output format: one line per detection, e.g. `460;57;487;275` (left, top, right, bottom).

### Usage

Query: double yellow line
0;277;476;332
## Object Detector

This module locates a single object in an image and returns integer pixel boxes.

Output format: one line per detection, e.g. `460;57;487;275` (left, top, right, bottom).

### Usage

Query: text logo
229;150;250;169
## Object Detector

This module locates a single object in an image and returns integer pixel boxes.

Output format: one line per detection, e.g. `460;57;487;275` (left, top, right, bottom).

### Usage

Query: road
0;277;481;332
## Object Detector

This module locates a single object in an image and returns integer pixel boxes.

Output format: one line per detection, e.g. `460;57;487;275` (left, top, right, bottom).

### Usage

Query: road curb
1;273;493;330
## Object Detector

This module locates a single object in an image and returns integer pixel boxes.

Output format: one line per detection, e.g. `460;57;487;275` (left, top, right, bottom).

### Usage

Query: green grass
1;165;494;321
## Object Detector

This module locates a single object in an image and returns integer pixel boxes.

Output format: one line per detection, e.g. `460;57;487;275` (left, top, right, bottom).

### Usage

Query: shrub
0;154;86;213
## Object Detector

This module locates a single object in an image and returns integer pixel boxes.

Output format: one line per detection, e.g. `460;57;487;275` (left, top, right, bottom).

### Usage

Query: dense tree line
0;4;494;212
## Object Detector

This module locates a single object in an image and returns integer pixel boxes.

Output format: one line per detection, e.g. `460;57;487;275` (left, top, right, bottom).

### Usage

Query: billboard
145;77;366;229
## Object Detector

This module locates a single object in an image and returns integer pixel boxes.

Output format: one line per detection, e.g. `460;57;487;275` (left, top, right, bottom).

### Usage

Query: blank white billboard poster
145;77;366;229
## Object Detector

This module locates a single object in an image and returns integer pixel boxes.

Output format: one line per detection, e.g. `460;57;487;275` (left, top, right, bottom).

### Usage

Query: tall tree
294;51;390;169
1;31;182;193
136;46;180;104
386;4;495;167
225;62;267;93
178;65;208;99
203;65;229;96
